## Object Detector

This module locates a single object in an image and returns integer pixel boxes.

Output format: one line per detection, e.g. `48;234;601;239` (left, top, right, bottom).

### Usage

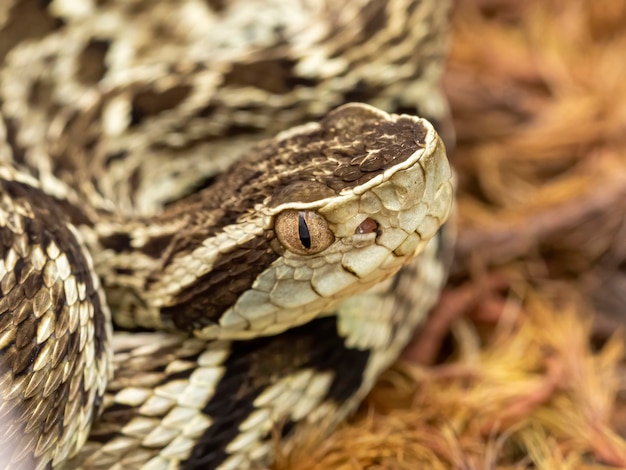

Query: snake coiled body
0;1;454;469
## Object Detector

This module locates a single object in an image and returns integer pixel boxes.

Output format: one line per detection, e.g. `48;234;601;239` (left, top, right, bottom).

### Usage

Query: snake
0;0;454;469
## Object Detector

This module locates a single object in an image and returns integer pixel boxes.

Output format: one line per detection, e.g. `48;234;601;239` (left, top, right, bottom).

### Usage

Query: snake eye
275;210;334;255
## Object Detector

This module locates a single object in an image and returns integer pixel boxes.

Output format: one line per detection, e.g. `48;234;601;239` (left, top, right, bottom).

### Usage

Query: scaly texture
0;1;454;469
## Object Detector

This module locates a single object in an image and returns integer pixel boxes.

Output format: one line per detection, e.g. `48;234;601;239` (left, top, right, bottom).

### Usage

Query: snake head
162;103;454;339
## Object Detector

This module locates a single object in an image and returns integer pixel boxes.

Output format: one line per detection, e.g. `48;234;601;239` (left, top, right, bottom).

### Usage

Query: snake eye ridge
275;209;334;255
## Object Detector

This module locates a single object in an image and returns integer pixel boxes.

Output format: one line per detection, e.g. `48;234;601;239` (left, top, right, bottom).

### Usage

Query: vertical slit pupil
298;212;311;249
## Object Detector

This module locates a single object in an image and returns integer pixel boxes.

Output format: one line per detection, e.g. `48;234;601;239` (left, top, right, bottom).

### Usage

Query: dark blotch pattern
162;174;219;207
85;403;134;445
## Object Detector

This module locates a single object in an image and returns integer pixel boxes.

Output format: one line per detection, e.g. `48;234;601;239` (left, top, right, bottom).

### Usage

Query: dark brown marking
0;0;65;64
333;165;363;183
221;122;261;138
359;152;386;172
86;402;135;444
197;103;217;118
77;39;110;85
1;180;92;228
287;76;319;88
130;85;192;126
362;0;388;36
28;78;57;109
24;217;43;245
162;174;219;207
205;0;226;12
158;234;280;331
104;150;128;166
343;80;385;104
52;198;93;227
99;232;132;253
23;273;43;300
0;226;14;248
223;58;317;95
139;233;174;258
1;116;27;168
224;58;294;94
129;167;142;195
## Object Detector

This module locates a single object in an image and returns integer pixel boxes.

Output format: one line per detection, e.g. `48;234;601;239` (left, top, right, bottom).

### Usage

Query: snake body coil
0;1;453;469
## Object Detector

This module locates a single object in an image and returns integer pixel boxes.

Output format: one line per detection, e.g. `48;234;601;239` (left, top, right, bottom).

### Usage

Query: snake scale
0;1;454;469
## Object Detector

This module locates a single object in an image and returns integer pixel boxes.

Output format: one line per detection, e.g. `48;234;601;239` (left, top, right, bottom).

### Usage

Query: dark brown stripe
158;232;280;332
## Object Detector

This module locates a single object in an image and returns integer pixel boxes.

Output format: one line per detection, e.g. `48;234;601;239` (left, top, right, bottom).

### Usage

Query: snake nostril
355;217;379;235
